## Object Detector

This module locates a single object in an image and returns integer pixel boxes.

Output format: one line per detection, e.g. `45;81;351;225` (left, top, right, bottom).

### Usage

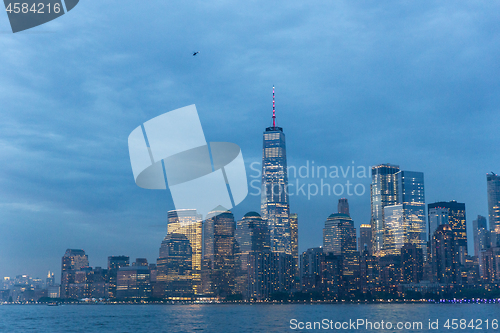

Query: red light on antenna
272;86;276;127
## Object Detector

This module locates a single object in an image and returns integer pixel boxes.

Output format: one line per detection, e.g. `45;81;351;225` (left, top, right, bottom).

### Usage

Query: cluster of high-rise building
3;90;500;303
40;90;300;301
300;170;500;299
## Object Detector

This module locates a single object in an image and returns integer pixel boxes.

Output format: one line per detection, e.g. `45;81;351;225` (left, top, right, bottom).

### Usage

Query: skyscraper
289;213;299;278
338;198;350;216
428;201;467;263
261;86;291;255
167;209;203;294
323;213;359;290
473;215;489;257
300;247;324;293
400;243;423;284
235;211;271;298
395;170;426;253
428;207;449;243
156;233;193;298
382;170;426;257
371;164;400;255
432;224;459;284
323;213;357;255
383;205;405;256
107;255;130;299
60;249;89;299
358;224;372;255
202;207;238;297
487;172;500;247
235;212;271;255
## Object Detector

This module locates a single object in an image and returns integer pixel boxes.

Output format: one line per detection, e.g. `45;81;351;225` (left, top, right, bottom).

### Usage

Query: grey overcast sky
1;1;499;280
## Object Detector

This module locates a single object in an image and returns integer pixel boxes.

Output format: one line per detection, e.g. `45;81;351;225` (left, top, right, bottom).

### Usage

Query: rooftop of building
243;211;261;218
265;126;283;132
327;213;351;219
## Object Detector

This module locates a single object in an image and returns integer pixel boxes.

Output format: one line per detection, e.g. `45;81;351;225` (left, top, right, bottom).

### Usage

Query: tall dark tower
432;224;459;284
107;255;130;299
261;86;291;254
428;201;467;264
338;198;350;216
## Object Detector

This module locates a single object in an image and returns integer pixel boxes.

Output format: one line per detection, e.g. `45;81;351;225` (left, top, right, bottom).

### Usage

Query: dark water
0;304;499;332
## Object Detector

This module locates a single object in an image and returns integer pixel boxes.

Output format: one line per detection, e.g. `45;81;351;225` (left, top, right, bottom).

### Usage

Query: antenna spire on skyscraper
272;85;276;127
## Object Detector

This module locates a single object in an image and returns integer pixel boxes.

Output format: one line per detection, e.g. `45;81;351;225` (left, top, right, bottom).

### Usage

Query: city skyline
1;1;500;281
3;172;500;301
2;111;499;286
1;128;498;280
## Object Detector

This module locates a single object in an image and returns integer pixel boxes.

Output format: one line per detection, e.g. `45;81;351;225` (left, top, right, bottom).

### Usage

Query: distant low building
116;263;151;300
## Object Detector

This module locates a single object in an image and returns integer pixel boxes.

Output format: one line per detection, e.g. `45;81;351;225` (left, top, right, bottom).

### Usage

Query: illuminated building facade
371;164;400;255
235;212;270;267
395;171;426;254
383;205;405;255
202;207;238;297
359;250;378;292
377;255;401;293
428;201;467;264
60;249;89;299
428;207;449;243
479;247;500;283
261;87;291;254
487;172;500;247
431;224;459;284
322;212;359;293
235;211;271;298
473;215;489;257
400;243;423;283
289;213;299;278
156;233;193;298
245;251;294;300
358;224;372;255
89;267;108;299
382;170;426;257
167;209;203;294
300;247;323;293
116;264;151;299
323;213;356;255
107;255;129;299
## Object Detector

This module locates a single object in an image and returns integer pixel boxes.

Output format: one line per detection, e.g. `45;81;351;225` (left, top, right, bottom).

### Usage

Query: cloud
0;0;500;279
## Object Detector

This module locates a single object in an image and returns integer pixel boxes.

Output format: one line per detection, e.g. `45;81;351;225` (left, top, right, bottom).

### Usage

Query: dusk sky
1;1;500;280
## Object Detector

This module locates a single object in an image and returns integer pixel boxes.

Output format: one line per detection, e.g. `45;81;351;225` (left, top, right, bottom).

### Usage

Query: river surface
1;303;499;332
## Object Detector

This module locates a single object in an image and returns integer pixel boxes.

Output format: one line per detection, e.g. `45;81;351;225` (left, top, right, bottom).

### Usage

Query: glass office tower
428;207;449;242
323;213;357;255
289;213;299;277
395;170;426;255
202;207;238;297
261;88;291;255
473;215;489;257
487;173;500;247
428;201;467;264
371;164;400;255
167;209;203;294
